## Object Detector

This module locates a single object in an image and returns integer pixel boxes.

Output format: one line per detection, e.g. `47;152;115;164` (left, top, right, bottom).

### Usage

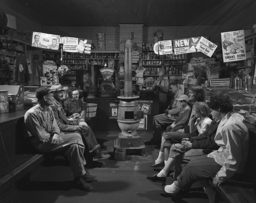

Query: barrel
0;90;9;113
118;100;139;120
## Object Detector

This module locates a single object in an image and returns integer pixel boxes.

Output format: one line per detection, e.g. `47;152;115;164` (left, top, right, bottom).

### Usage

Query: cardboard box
0;85;24;112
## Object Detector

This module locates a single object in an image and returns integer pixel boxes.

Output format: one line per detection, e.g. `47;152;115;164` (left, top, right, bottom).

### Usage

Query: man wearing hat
151;94;191;167
24;86;96;191
49;84;110;166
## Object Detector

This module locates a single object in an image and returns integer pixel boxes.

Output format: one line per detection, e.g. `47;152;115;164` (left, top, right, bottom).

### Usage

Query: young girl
189;102;212;138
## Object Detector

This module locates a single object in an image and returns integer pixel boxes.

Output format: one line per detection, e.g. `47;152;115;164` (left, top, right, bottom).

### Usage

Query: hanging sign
60;37;92;54
31;32;60;50
196;37;217;57
173;37;200;55
153;40;173;55
221;30;246;62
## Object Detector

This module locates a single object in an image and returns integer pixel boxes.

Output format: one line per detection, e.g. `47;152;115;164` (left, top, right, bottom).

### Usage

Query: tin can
0;90;9;113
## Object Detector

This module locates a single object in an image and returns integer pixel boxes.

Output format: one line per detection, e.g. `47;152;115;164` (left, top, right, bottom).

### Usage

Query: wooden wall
222;3;256;32
0;0;41;32
119;24;143;51
143;25;223;43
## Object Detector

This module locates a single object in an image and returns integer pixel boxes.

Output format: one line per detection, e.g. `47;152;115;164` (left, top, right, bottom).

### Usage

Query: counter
0;110;27;165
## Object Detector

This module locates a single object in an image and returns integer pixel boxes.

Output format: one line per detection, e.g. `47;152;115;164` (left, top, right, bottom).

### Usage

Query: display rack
42;50;119;86
141;50;186;89
244;32;256;86
0;35;27;84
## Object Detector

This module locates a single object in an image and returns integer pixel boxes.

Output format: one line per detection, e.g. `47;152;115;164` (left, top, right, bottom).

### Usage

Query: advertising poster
109;103;118;119
173;37;200;55
41;64;58;86
196;37;218;57
221;30;246;62
61;37;92;54
31;32;60;50
137;100;152;114
138;115;148;130
153;40;173;55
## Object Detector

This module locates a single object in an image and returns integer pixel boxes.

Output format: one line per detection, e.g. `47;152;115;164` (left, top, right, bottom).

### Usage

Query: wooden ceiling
4;0;256;27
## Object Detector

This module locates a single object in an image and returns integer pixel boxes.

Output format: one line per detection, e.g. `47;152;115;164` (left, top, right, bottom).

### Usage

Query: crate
210;78;230;87
84;103;97;118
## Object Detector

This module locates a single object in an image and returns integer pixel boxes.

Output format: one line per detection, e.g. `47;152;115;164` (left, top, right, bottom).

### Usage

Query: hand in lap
51;133;63;145
79;121;88;128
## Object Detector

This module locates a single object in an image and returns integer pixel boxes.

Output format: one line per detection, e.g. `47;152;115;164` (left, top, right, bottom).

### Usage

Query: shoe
161;187;181;199
73;177;93;191
151;161;164;168
89;144;101;153
82;171;96;182
94;153;111;160
86;161;105;168
147;174;166;182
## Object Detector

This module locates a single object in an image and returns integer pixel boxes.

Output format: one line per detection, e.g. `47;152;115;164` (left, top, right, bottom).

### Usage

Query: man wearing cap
151;94;191;167
24;86;96;191
64;88;85;119
49;84;110;166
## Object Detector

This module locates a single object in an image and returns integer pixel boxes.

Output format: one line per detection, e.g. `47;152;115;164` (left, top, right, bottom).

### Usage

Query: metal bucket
0;90;9;113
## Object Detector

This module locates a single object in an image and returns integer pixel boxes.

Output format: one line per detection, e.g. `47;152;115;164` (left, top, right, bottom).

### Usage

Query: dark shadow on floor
41;157;69;167
89;180;132;193
96;138;109;149
18;181;74;192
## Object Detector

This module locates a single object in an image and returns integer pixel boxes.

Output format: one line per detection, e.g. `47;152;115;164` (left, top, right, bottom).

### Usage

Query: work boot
73;177;93;191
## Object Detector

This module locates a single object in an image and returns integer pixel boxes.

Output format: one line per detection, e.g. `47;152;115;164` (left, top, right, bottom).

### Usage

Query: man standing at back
24;87;96;191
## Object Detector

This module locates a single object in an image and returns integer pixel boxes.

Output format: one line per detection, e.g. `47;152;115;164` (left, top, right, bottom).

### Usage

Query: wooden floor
10;131;222;203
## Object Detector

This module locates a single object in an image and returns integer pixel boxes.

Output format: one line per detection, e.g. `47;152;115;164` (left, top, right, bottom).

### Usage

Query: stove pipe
124;40;133;97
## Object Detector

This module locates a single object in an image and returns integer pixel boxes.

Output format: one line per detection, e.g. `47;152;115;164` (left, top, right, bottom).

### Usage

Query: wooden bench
215;123;256;203
0;112;44;196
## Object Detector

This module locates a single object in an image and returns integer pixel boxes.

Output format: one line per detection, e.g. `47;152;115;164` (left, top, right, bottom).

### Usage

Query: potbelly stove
114;40;145;160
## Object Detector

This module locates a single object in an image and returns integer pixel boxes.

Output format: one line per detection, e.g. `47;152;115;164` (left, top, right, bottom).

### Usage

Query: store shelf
163;64;185;66
63;63;87;65
13;49;25;53
91;50;119;53
144;74;182;77
69;69;87;71
142;50;154;52
43;57;57;60
143;65;162;67
142;59;162;61
164;59;186;61
65;58;88;60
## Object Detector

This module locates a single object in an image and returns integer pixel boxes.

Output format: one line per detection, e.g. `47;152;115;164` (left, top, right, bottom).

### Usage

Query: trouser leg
164;131;190;144
153;114;175;142
31;132;87;178
176;155;221;191
81;126;98;150
64;143;86;177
